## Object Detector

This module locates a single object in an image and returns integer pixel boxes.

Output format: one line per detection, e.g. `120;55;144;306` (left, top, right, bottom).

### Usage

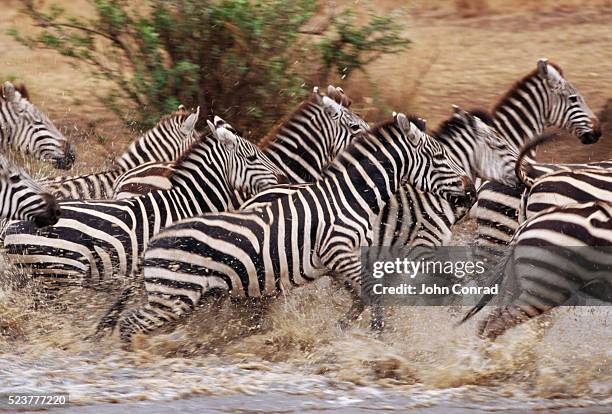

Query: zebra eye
349;123;361;132
9;175;20;184
569;95;579;103
246;155;258;162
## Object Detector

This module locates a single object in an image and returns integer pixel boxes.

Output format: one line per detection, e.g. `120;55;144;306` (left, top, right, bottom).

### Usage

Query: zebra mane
0;154;44;190
170;131;207;169
407;115;427;132
257;96;321;148
491;61;564;115
432;108;492;137
156;106;190;124
257;88;355;148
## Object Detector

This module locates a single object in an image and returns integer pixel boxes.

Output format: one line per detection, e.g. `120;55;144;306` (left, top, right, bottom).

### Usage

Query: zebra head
1;82;75;170
536;59;601;144
0;155;60;226
207;116;287;196
394;112;475;205
445;106;519;186
313;85;369;161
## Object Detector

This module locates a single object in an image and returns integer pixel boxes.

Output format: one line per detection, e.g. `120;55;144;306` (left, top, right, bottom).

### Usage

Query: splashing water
0;221;610;412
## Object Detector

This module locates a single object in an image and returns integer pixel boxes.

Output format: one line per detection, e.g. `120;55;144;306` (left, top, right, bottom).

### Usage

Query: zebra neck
491;76;549;154
168;140;237;214
322;144;402;219
261;103;334;184
434;125;477;178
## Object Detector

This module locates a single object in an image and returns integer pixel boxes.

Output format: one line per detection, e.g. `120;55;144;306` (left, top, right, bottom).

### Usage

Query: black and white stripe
473;59;602;257
462;200;612;340
372;106;519;249
238;106;518;329
521;169;612;221
111;113;473;340
3;116;285;291
1;81;74;169
39;106;198;200
111;85;368;199
0;155;60;227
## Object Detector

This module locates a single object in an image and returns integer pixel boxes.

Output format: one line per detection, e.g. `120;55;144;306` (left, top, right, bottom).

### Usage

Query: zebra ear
313;86;324;106
181;107;200;135
452;104;469;120
395;112;421;145
537;58;549;78
210;116;238;150
2;82;16;101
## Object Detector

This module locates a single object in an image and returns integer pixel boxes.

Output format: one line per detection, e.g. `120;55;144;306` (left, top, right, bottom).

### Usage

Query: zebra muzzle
579;118;602;144
54;143;76;170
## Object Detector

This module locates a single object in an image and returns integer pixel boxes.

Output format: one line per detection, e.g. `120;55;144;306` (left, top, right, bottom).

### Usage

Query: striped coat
4;116;285;291
112;114;473;340
1;81;74;169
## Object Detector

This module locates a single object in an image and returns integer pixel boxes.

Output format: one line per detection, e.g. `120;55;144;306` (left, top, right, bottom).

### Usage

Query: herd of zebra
0;57;610;344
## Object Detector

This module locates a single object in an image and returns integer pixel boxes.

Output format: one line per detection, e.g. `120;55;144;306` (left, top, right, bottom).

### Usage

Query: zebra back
112;161;176;200
521;168;612;221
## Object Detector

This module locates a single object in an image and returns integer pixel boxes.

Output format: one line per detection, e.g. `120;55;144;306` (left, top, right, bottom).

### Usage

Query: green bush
13;0;409;136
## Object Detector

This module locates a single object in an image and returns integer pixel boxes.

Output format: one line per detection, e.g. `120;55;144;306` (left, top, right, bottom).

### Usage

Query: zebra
111;85;368;199
0;154;60;227
110;113;475;341
1;81;75;170
513;133;612;222
231;105;520;330
461;200;612;340
3;115;286;292
38;105;199;200
472;58;603;257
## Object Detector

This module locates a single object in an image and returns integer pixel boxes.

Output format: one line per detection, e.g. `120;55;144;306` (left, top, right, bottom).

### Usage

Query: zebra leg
119;295;197;342
337;284;365;331
324;247;384;332
477;304;545;340
91;283;140;339
370;304;385;332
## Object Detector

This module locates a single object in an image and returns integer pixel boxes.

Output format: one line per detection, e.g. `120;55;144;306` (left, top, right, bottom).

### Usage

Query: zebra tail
457;249;514;325
515;131;559;188
91;283;139;338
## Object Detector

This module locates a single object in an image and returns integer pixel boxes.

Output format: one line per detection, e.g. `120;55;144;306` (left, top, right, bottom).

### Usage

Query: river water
0;218;610;413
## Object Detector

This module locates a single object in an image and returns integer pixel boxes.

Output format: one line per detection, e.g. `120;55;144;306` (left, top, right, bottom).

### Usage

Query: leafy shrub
13;0;409;136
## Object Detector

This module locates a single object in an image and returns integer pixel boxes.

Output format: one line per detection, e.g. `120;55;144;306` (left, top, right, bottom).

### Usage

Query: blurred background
2;0;612;175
